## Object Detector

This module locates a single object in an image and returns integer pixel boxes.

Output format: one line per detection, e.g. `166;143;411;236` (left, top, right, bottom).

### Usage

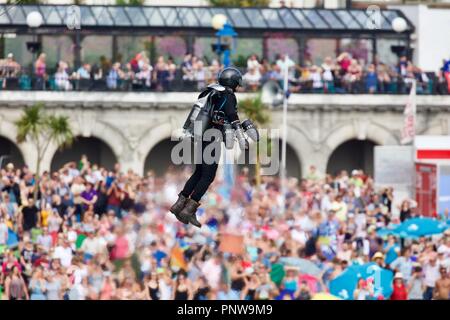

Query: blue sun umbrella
329;263;394;300
376;224;401;237
394;217;448;239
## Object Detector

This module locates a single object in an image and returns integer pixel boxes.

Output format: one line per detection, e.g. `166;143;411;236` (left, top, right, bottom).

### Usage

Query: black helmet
218;67;243;90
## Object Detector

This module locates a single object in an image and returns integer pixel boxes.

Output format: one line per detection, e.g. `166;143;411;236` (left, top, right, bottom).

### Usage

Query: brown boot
169;194;189;224
178;198;202;228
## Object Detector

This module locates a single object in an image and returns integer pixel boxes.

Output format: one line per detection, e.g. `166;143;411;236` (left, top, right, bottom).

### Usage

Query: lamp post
280;55;290;215
391;17;409;60
26;11;43;71
211;14;237;67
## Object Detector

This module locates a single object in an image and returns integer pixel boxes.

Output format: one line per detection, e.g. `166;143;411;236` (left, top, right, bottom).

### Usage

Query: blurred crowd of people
0;50;449;94
0;156;449;300
242;52;450;95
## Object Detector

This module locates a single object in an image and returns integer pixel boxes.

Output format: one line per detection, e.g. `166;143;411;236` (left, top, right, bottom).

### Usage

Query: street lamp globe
392;17;407;33
211;14;227;30
26;11;43;28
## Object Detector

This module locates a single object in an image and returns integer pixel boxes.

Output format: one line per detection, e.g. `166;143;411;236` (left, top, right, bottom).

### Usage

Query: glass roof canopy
0;5;414;33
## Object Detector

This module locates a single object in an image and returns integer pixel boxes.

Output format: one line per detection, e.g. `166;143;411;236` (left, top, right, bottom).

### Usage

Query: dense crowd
1;51;449;94
0;156;449;300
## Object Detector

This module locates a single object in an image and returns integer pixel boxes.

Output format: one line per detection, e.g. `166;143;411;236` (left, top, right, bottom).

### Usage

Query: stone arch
323;119;399;178
322;121;398;177
136;121;175;165
44;119;123;173
0;135;25;168
326;139;378;176
143;138;186;176
0;119;36;170
324;120;398;153
51;136;118;172
323;120;398;160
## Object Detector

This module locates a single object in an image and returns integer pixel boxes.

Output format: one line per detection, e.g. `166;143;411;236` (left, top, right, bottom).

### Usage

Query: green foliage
15;103;73;151
232;55;247;68
209;0;271;7
15;103;73;199
15;103;46;144
116;0;144;5
7;0;41;4
239;95;270;127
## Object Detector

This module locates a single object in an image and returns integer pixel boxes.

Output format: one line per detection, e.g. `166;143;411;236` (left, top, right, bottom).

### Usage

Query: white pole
280;55;289;214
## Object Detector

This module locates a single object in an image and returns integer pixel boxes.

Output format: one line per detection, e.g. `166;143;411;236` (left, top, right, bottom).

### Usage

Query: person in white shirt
80;232;106;259
54;239;73;268
320;188;333;218
201;254;222;290
247;54;261;75
135;63;153;88
276;54;295;79
243;68;261;91
423;253;440;300
291;224;308;246
309;65;323;91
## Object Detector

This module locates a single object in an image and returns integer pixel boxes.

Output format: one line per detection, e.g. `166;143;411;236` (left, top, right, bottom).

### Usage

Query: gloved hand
231;120;249;150
242;119;260;142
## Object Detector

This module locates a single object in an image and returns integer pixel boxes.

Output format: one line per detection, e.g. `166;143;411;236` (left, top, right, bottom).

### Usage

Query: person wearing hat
372;251;385;268
391;272;408;300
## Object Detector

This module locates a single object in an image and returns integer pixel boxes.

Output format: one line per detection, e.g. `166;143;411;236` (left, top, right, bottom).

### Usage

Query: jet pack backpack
182;84;226;140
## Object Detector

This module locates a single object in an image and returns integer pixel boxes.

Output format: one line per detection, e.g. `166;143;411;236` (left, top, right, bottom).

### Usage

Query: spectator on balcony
193;59;207;90
440;58;450;93
365;64;378;93
376;63;391;93
309;65;323;93
321;57;335;93
276;54;296;80
106;62;124;90
181;53;194;82
167;56;177;88
0;53;21;88
130;52;148;74
122;63;135;85
402;63;416;93
76;63;91;80
337;52;351;75
259;58;271;79
135;63;153;90
155;56;170;91
344;59;362;93
34;53;47;90
208;59;222;84
54;61;72;91
247;54;261;74
398;55;409;78
263;63;283;85
243;67;261;92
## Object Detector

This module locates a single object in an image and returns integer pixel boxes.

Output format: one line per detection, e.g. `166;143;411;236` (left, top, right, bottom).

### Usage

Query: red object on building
415;163;437;217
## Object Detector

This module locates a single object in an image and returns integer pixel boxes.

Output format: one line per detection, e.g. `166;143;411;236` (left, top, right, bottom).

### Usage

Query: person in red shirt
391;272;408;300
